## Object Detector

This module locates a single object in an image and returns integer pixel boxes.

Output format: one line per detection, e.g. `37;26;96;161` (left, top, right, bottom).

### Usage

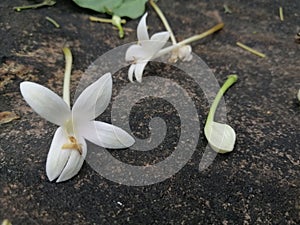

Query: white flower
298;89;300;101
20;73;135;182
204;75;238;153
125;13;169;82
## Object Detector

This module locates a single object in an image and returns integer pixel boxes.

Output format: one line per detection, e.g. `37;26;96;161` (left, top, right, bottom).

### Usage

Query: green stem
89;15;126;38
279;6;284;21
62;47;72;107
13;0;56;11
89;16;126;24
149;0;177;45
112;15;125;38
45;16;60;28
207;75;238;123
156;22;224;57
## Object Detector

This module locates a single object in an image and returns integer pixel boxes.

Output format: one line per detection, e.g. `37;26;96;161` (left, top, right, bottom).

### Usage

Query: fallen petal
0;111;19;124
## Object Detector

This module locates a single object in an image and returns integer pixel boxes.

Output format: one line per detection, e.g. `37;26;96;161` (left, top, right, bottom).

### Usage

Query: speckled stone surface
0;0;299;224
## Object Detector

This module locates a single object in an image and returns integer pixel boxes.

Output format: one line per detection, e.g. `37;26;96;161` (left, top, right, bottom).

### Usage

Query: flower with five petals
20;73;135;182
125;13;169;82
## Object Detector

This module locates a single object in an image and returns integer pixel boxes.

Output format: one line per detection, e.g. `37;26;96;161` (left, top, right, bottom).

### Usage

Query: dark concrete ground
0;0;299;224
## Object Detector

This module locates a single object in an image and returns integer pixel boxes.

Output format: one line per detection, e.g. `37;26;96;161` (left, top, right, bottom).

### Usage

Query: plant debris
0;111;20;125
236;41;266;58
13;0;56;11
223;4;232;14
1;219;12;225
279;6;284;21
45;16;60;28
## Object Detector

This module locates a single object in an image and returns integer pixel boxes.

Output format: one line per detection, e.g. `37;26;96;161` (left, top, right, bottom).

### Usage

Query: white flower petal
56;138;87;183
82;121;135;149
46;127;72;181
128;64;135;83
143;31;170;55
150;31;170;43
204;121;236;153
72;73;112;122
20;82;71;126
297;89;300;101
137;13;149;41
125;44;147;62
134;61;148;83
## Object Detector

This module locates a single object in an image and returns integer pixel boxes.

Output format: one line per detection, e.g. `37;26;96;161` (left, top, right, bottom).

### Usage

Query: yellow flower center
61;136;82;155
61;118;82;155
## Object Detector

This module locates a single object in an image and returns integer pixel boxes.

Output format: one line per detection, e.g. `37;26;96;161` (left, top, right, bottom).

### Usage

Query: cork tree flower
20;48;135;182
125;13;170;82
125;3;224;83
204;75;238;153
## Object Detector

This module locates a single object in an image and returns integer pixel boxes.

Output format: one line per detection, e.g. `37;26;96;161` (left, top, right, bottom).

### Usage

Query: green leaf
73;0;123;13
73;0;148;19
113;0;148;19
